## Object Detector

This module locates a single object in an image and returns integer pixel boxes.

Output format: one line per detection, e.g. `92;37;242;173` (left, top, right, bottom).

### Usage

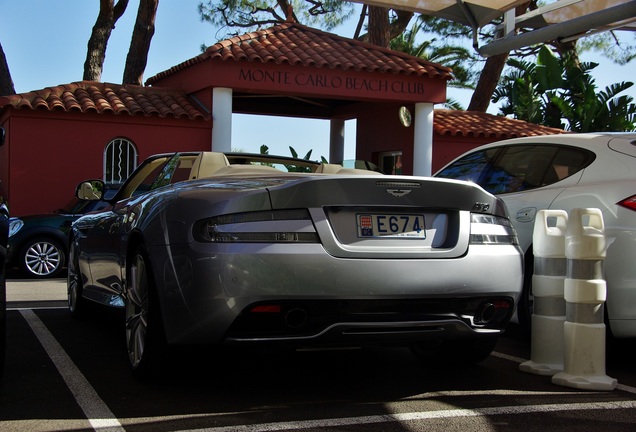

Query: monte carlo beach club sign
218;61;446;104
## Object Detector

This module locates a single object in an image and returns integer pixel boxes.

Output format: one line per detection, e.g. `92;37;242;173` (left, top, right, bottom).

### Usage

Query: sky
1;0;635;161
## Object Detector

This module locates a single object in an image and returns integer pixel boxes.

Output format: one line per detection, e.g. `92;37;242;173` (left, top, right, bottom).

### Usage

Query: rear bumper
224;317;505;348
148;242;524;345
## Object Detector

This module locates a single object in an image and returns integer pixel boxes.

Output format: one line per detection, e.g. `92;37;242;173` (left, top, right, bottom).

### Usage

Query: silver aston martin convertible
68;151;523;378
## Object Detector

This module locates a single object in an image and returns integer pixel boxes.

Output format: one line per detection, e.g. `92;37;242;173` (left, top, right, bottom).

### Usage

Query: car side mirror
76;180;105;201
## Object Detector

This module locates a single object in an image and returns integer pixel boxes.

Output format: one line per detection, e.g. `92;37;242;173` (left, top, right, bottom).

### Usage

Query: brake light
195;209;319;243
469;214;519;245
618;195;636;211
250;305;282;313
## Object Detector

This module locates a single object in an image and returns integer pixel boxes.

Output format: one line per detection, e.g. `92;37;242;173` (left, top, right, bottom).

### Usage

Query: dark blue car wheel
19;238;66;278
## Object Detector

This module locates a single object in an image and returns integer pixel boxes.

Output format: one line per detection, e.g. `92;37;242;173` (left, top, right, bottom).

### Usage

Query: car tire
19;238;66;279
125;246;167;379
411;335;499;366
67;242;87;319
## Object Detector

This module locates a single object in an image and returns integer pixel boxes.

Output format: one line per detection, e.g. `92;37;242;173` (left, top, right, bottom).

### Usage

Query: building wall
2;102;545;216
356;107;501;175
355;105;415;174
2;110;211;216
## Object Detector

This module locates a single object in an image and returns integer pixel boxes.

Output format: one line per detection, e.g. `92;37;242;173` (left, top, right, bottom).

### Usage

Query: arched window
104;138;138;185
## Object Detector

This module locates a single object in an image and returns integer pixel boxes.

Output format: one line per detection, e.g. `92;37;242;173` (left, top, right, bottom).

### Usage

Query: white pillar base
551;322;617;390
552;372;617;391
519;314;565;376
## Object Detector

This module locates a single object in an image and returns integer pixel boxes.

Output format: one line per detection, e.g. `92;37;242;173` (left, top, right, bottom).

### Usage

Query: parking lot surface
2;278;636;432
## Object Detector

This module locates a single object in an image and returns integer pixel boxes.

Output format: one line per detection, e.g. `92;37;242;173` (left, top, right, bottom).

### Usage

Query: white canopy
349;0;636;56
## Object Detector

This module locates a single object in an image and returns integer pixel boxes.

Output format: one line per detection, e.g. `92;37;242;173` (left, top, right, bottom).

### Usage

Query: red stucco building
0;22;563;216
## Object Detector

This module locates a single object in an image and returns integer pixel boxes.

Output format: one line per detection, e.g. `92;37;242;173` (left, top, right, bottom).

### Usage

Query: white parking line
491;350;636;394
491;350;527;363
20;309;125;432
181;400;636;432
178;350;636;431
17;307;636;432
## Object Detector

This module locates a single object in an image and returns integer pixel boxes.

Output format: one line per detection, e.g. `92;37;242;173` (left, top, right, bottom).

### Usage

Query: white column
329;119;345;164
413;102;434;176
211;87;233;152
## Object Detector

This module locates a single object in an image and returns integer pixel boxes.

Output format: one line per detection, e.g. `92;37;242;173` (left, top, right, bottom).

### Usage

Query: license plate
357;214;426;238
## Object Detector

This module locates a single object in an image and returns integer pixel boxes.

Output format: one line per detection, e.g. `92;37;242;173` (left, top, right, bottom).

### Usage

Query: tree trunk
368;6;390;48
468;2;532;112
359;9;413;47
122;0;159;85
353;4;367;39
0;41;15;96
552;39;581;68
389;10;414;40
83;0;129;82
467;53;508;111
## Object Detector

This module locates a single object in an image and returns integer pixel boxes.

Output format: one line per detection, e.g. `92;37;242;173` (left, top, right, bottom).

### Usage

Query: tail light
618;195;636;211
195;209;319;243
469;213;519;245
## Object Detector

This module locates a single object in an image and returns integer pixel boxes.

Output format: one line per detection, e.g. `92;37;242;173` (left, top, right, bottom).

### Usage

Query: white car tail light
618;195;636;211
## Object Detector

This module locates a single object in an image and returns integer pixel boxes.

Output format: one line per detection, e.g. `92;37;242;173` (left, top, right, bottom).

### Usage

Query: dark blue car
8;191;115;279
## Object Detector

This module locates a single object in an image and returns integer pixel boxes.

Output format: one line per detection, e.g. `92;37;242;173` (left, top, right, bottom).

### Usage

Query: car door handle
516;207;537;223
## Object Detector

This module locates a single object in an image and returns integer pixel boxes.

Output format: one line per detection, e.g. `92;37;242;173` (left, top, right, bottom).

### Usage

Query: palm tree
552;63;636;132
493;45;636;132
491;58;546;125
390;19;477;109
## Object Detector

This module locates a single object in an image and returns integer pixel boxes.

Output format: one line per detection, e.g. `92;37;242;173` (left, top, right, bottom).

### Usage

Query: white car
436;133;636;338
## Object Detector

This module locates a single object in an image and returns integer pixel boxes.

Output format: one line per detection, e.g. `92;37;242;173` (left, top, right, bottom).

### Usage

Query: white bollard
520;210;567;376
552;208;617;391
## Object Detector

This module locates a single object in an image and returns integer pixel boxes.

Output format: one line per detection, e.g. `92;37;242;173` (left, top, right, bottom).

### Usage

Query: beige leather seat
336;168;381;175
314;163;342;174
78;182;101;199
189;152;231;179
213;164;280;175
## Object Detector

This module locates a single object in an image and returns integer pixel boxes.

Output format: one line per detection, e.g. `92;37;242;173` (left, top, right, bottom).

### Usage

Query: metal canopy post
479;2;636;57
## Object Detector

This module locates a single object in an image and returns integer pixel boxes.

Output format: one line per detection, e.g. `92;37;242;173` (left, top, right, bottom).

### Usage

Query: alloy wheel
67;243;83;317
23;240;62;277
126;253;149;369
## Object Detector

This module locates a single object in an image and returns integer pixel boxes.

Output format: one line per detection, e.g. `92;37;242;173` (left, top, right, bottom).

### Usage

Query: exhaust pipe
474;302;497;324
285;308;308;329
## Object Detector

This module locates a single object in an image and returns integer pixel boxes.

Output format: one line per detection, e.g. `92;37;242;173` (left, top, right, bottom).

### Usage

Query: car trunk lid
266;175;501;259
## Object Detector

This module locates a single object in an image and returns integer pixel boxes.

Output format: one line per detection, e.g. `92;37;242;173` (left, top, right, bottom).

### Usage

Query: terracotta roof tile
61;91;82;111
0;81;207;120
0;83;566;139
146;22;453;85
434;109;567;138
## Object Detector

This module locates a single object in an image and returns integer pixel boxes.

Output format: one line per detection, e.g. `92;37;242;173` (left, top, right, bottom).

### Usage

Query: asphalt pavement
5;275;636;432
